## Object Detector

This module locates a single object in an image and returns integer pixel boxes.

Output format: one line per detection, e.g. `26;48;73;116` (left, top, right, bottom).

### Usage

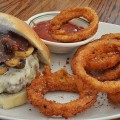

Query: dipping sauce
0;32;30;64
33;20;83;42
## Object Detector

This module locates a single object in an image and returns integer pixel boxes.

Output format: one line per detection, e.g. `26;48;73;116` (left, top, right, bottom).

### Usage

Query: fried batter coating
50;7;98;42
27;66;97;118
71;39;120;93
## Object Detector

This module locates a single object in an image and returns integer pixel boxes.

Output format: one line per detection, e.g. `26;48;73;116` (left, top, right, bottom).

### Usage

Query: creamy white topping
0;54;39;93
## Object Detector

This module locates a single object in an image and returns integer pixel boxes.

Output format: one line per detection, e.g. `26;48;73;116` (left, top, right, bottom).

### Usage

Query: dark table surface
0;0;119;25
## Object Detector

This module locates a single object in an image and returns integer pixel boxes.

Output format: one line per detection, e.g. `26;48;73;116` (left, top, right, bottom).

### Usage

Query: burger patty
0;32;30;64
0;54;39;94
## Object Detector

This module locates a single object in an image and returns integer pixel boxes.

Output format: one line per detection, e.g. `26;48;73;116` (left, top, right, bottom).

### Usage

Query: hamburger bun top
0;12;51;65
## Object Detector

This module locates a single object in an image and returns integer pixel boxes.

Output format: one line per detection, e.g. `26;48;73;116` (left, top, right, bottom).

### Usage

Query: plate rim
1;21;120;120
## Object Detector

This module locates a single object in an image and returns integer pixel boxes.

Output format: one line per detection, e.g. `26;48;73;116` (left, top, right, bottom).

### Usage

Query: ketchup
33;20;83;42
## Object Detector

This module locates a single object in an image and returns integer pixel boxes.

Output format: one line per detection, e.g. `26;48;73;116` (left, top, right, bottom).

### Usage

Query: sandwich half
0;12;51;109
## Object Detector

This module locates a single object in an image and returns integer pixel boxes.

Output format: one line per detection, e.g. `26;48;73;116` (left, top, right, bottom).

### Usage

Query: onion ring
71;39;120;93
86;33;120;81
107;92;120;104
94;64;120;81
50;7;98;42
72;41;120;71
27;66;97;118
101;33;120;40
107;71;120;104
90;33;120;80
95;64;120;104
86;53;120;71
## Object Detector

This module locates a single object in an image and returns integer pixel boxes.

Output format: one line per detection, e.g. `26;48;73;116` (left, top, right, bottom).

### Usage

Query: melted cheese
0;54;39;93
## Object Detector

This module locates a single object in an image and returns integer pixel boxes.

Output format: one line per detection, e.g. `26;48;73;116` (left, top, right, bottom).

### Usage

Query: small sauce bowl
26;11;97;53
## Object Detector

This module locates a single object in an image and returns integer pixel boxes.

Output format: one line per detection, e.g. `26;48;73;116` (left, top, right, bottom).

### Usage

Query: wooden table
0;0;120;25
0;0;120;120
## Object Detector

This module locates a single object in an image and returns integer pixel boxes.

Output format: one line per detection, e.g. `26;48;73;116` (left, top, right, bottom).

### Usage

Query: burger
0;13;50;109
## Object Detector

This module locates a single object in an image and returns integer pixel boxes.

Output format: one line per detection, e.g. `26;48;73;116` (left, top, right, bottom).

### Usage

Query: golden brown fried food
71;39;120;93
27;66;97;118
50;7;98;42
101;33;120;40
108;92;120;104
94;64;120;81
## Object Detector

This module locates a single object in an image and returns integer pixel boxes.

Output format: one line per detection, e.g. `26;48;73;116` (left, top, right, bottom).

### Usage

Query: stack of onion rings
27;66;97;118
71;38;120;93
50;7;98;42
101;33;120;104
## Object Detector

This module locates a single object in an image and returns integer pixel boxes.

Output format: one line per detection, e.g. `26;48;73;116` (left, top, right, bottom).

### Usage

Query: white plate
0;22;120;120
